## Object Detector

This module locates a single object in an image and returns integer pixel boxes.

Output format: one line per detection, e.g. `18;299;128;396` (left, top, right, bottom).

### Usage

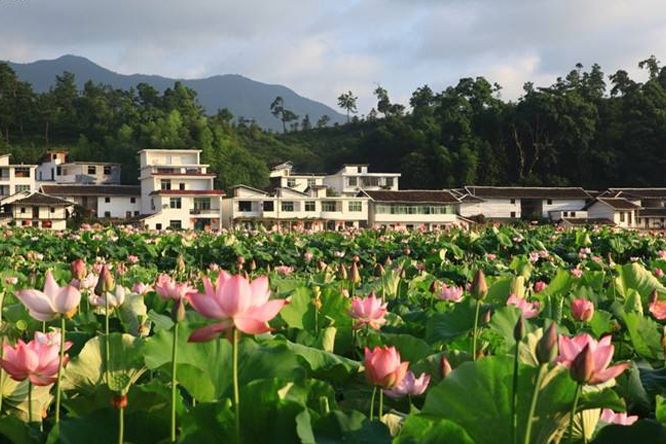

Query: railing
190;208;217;215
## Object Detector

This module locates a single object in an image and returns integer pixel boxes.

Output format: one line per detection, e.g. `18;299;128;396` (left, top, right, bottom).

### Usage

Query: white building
222;184;369;231
323;164;400;196
0;154;37;199
362;190;471;230
138;149;224;231
37;150;121;184
457;186;591;220
40;184;141;219
0;191;73;230
269;161;325;193
584;198;641;228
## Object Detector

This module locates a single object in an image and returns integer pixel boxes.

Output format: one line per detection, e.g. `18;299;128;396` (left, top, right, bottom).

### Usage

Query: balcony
190;208;219;216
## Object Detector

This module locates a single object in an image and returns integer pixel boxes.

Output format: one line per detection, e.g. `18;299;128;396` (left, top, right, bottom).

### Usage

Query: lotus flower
350;294;388;330
155;274;196;301
571;298;595;322
649;293;666;320
571;268;583;278
654;268;665;279
600;409;639;426
89;285;126;311
274;265;294;276
15;270;81;321
384;371;431;398
438;284;464;303
364;346;409;389
558;334;628;384
188;273;287;340
507;294;540;319
132;282;153;295
71;259;87;281
0;331;72;386
534;281;547;293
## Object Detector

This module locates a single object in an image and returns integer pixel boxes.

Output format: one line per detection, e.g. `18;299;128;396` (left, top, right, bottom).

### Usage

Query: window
42;220;52;228
160;179;171;191
571;211;576;217
348;177;358;186
126;211;132;218
56;166;62;176
385;177;394;187
348;201;362;212
14;167;31;178
156;223;162;230
87;165;96;175
238;201;252;212
287;178;296;188
357;166;362;173
620;212;625;222
104;197;111;203
263;201;274;212
304;221;313;230
563;211;568;217
307;179;316;187
134;211;139;216
510;211;516;218
322;201;337;212
194;198;211;210
15;185;30;193
510;199;516;204
169;220;182;229
170;198;182;209
305;201;316;212
50;207;55;213
281;201;294;212
179;183;186;191
104;211;111;218
151;199;155;211
20;207;25;214
547;199;553;205
104;166;112;175
130;197;136;204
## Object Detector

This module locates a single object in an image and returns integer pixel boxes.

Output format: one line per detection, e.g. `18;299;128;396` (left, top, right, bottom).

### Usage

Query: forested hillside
1;56;665;190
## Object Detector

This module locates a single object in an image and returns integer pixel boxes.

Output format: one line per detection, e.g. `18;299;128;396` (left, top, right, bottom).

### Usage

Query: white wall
541;199;587;218
459;198;521;218
97;196;141;218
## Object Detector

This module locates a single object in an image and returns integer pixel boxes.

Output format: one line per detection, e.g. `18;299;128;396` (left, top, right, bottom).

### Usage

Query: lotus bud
95;265;115;295
339;265;348;281
513;316;525;342
385;256;392;267
350;262;361;284
312;286;322;311
249;260;257;271
376;264;385;276
536;322;559;364
483;309;492;324
440;356;453;378
429;280;440;294
570;344;594;384
471;269;488;300
318;261;327;271
71;259;87;281
172;298;186;323
176;254;186;274
403;248;411;256
111;394;128;409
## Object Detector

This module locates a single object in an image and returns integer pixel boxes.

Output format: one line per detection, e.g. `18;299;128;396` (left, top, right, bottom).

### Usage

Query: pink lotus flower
127;255;139;265
274;265;294;276
600;408;639;426
507;294;540;319
187;273;287;340
155;274;196;301
659;250;666;259
534;281;547;293
571;298;595;322
649;294;666;320
4;276;18;286
16;271;81;321
438;284;464;303
485;253;497;261
71;259;87;281
655;268;665;279
304;252;314;263
0;331;72;386
558;334;628;384
364;346;409;389
89;286;126;310
529;252;540;263
570;268;583;278
384;371;431;398
132;282;153;295
350;294;388;330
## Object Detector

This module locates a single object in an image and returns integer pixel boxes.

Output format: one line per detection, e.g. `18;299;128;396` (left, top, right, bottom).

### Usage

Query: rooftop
362;190;460;204
41;184;141;196
149;190;225;196
593;197;642;210
12;192;73;207
465;186;592;200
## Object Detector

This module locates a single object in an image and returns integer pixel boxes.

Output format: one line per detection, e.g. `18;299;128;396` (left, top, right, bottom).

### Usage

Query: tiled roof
465;186;592;200
149;190;225;196
362;190;460;204
12;192;73;206
151;173;216;177
41;185;141;196
607;188;666;200
595;198;641;210
638;208;666;217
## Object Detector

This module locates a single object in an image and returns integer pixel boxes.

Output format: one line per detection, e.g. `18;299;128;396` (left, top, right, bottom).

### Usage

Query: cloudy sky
1;0;665;112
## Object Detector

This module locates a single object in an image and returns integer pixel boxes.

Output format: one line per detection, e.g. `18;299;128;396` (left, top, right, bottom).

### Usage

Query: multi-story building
269;162;325;193
40;184;141;219
0;191;73;230
138;149;224;231
323;164;400;196
222;184;369;231
37;150;121;184
0;154;37;199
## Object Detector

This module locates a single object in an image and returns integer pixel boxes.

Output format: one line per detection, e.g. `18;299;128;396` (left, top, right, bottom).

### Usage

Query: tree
270;96;298;133
337;90;358;123
316;115;330;128
301;114;311;131
373;85;391;117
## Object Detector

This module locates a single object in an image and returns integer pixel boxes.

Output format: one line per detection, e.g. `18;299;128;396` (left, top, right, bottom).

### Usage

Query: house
0;154;37;199
221;184;369;231
458;186;592;220
40;184;141;219
584;197;641;228
37;150;121;184
636;208;666;229
323;164;400;196
0;191;73;230
138;149;224;231
269;162;325;193
361;190;471;230
601;188;666;208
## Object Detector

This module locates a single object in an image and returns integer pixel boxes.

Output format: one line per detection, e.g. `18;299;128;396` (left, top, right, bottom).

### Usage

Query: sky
1;0;665;113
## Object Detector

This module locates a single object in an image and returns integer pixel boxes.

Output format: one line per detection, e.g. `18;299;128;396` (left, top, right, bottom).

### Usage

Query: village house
37;150;121;184
0;154;37;199
0;191;73;230
39;184;141;219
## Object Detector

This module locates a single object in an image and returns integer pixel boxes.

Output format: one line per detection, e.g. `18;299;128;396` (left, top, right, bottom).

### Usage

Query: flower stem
472;299;481;360
567;384;582;443
105;298;111;385
27;380;32;424
170;321;179;442
523;364;547;444
511;339;520;444
378;389;384;422
232;328;240;444
369;386;377;420
55;316;66;423
118;404;124;444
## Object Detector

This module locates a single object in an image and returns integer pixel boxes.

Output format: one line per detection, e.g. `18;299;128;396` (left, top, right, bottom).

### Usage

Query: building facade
0;154;37;199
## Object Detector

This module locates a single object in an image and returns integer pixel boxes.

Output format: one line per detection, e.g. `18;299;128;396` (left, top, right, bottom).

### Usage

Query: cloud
1;0;665;112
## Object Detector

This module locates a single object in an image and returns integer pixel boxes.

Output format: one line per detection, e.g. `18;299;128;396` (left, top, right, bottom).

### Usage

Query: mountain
6;55;346;131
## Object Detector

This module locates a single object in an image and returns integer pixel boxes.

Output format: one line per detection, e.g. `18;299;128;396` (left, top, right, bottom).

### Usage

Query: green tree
337;90;358;123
